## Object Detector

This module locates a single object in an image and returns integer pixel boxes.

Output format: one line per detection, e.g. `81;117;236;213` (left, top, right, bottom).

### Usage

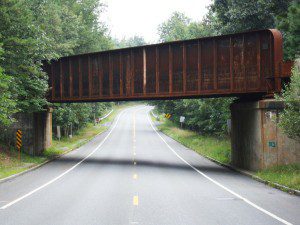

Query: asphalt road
0;106;299;225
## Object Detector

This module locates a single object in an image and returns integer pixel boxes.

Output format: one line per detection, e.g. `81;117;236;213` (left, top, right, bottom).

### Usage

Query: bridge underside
44;29;291;103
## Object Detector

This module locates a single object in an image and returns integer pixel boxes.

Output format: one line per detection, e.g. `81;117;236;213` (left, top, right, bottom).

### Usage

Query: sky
100;0;212;43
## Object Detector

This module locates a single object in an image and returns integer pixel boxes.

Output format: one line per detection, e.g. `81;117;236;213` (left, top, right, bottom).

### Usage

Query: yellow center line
133;195;139;206
133;174;138;179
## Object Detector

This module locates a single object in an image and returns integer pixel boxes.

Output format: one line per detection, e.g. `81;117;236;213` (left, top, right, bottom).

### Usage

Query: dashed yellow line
133;174;138;179
133;195;139;206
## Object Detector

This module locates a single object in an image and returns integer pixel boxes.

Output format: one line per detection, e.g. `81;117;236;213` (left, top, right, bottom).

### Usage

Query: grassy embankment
151;111;300;190
0;104;133;180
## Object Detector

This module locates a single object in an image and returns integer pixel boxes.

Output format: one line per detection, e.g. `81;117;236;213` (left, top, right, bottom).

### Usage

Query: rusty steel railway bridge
43;29;292;103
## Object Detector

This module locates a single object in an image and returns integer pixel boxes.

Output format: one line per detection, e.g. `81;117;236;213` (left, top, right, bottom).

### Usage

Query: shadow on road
48;156;236;175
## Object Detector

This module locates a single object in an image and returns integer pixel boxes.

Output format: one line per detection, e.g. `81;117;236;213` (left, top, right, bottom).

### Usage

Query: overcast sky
100;0;212;43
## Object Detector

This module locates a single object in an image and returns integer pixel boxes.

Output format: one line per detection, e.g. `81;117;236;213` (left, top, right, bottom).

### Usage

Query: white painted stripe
0;108;131;210
147;112;293;225
99;109;114;121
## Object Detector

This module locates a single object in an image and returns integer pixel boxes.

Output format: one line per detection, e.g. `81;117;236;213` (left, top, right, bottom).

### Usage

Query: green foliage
276;1;300;60
158;12;191;42
52;102;113;137
153;99;232;135
276;65;300;140
158;11;216;42
0;0;113;123
0;46;16;126
211;0;291;34
0;0;51;113
114;36;147;48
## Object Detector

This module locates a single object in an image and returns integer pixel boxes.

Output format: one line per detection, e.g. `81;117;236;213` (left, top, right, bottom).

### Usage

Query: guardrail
99;109;114;121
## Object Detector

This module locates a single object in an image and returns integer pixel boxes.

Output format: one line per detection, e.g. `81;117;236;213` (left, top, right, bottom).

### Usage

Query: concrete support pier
12;108;53;155
230;99;300;171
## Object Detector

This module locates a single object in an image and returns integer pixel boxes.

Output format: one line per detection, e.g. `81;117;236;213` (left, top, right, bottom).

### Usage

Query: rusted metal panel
111;52;120;96
213;39;217;90
78;58;82;98
44;29;290;103
202;39;214;91
119;52;123;96
182;43;187;93
146;47;156;94
217;38;230;90
69;58;73;97
229;37;233;91
133;48;143;95
232;36;244;91
98;55;103;97
102;53;109;96
172;43;183;93
155;47;159;94
143;48;147;95
186;41;198;92
168;45;173;93
197;41;202;92
158;45;169;93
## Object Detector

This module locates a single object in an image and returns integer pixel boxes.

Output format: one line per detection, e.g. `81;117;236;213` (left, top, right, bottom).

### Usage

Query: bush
277;64;300;140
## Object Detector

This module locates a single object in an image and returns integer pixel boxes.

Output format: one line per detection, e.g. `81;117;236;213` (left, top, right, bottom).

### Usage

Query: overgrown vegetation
52;102;114;138
276;66;300;140
256;164;300;190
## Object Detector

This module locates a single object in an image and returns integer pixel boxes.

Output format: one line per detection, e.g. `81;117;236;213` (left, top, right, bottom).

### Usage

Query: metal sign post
16;130;22;161
180;116;185;128
57;126;61;141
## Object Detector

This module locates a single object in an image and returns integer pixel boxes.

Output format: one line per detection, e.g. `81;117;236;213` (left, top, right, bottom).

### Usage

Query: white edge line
147;112;293;225
0;108;131;210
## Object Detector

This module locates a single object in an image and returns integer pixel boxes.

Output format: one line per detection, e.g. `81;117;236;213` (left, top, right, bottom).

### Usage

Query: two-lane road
0;106;299;225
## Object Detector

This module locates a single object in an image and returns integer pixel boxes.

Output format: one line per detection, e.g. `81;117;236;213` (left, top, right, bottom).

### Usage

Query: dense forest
0;0;299;141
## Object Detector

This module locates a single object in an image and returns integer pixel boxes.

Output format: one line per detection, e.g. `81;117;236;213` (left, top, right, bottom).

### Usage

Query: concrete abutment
11;108;53;155
230;99;300;171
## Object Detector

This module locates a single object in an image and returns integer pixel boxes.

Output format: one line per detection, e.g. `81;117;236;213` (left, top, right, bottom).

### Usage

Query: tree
114;36;147;48
52;102;113;137
0;44;16;126
211;0;292;34
158;12;191;42
0;0;51;113
276;0;300;60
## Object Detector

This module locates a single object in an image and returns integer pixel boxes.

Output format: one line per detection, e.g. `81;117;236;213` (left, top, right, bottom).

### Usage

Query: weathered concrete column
44;108;53;149
230;99;300;171
11;108;53;155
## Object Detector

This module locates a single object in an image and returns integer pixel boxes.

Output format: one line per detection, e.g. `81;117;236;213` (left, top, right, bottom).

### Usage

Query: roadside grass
0;148;46;179
256;164;300;190
151;114;231;164
151;111;300;191
0;103;134;180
